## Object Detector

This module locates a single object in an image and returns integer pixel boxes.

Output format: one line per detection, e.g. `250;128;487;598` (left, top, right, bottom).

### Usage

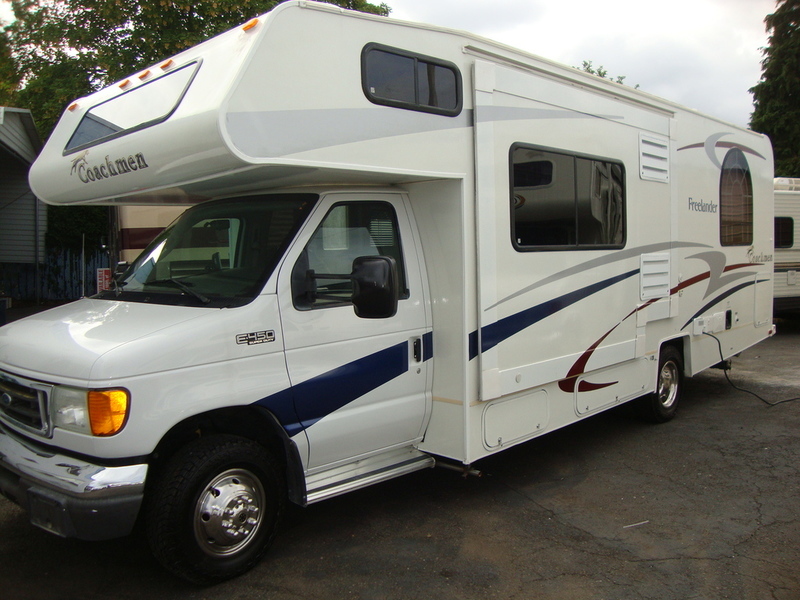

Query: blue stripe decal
681;280;761;330
470;269;639;360
255;387;305;438
255;340;411;435
292;341;409;428
422;331;434;362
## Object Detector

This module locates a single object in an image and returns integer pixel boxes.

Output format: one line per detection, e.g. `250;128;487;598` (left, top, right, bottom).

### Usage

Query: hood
0;299;211;382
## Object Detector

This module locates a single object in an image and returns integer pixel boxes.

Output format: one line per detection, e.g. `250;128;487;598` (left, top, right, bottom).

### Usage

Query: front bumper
0;423;148;540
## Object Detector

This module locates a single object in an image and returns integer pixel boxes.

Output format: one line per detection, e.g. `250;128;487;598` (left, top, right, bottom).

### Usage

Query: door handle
412;337;422;363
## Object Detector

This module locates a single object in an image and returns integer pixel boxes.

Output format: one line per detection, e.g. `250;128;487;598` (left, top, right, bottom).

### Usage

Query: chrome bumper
0;424;147;540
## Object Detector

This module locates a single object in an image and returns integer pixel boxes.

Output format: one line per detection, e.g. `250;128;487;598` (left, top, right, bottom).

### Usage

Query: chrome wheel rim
194;468;265;557
657;360;679;409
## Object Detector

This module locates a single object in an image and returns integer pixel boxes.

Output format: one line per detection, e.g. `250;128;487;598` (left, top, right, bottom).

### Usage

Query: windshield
98;193;317;307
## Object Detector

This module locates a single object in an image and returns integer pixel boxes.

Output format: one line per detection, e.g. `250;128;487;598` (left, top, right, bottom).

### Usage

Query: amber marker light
242;18;259;31
138;70;151;80
88;389;130;436
68;103;78;111
160;59;174;70
119;79;130;89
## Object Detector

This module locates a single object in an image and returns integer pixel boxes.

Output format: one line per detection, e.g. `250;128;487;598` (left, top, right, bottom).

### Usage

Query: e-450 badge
236;330;276;345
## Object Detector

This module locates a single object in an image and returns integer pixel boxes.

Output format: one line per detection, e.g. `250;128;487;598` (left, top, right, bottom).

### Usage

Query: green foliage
578;60;638;88
750;0;800;177
0;29;20;105
45;205;110;252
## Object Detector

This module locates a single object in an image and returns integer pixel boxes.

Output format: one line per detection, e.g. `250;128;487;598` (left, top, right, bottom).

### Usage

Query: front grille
0;373;51;436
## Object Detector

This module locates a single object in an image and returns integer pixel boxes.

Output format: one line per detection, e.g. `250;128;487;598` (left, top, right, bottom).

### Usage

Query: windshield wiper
147;278;210;304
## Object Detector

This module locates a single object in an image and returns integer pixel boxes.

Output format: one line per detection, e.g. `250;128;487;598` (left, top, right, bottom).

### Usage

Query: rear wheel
146;435;285;585
638;345;683;423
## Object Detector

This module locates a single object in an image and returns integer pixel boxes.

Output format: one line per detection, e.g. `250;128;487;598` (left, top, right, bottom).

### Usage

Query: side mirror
114;261;130;278
351;256;399;319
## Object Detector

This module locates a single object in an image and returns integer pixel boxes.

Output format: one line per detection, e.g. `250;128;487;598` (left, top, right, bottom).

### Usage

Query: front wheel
638;345;684;423
146;435;285;585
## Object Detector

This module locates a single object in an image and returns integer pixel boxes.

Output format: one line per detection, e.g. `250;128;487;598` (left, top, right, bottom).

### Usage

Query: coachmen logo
70;150;149;184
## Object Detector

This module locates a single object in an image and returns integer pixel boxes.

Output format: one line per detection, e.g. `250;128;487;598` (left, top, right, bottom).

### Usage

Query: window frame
775;216;795;249
99;193;316;308
291;200;410;312
64;61;201;155
719;147;754;247
510;143;627;252
361;43;463;117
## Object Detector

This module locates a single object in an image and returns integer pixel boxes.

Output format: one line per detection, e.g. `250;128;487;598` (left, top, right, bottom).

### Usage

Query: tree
578;60;638;88
750;0;800;177
0;28;20;105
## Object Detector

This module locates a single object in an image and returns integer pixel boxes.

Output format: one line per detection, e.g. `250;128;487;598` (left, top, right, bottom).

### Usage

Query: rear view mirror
351;256;399;319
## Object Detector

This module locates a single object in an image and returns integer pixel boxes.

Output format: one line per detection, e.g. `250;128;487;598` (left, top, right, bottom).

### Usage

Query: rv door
278;192;432;469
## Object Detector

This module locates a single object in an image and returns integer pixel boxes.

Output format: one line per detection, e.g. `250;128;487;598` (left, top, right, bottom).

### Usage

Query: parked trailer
115;205;186;263
0;1;774;584
774;177;800;316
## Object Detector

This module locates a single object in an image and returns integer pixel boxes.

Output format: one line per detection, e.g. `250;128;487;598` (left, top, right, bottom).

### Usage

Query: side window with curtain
719;148;754;246
292;202;408;310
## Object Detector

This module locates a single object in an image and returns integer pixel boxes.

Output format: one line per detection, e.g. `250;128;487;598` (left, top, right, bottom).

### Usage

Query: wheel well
659;337;687;373
148;406;306;505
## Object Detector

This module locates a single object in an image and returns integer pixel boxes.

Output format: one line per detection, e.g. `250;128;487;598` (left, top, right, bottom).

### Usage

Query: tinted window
418;62;458;110
775;217;794;249
365;50;416;105
65;62;200;153
362;44;462;116
514;160;554;188
102;194;316;308
719;148;753;246
292;202;408;310
511;145;625;250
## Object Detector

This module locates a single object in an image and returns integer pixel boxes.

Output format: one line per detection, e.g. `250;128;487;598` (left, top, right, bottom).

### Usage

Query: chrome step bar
305;448;435;505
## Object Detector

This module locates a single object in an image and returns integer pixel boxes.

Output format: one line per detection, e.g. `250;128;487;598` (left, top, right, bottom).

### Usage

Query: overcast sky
387;0;776;128
1;0;775;128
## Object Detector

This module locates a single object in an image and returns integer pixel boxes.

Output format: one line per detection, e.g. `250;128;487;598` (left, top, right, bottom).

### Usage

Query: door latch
412;337;422;362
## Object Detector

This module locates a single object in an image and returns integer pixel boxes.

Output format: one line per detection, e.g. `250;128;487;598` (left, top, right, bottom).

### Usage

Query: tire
638;345;684;423
145;435;285;585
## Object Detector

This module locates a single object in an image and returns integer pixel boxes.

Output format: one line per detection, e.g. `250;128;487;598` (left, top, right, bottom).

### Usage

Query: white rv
773;177;800;316
0;1;774;584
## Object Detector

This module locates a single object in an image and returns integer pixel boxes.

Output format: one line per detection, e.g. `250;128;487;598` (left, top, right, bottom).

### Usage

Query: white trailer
115;205;186;263
773;177;800;316
0;1;774;584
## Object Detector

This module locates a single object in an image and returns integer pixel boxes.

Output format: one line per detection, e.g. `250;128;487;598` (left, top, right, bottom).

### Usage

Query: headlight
52;386;90;434
52;386;129;436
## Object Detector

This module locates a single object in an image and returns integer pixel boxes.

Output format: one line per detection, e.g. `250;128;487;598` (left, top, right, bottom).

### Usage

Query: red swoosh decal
558;262;760;394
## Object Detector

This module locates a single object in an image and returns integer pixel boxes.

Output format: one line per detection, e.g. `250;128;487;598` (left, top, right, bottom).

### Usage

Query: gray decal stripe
486;242;711;311
470;269;639;359
227;109;472;157
228;105;624;159
681;280;763;330
475;105;623;123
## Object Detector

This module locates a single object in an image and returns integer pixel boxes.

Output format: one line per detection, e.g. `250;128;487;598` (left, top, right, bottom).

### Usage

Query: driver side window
292;202;408;310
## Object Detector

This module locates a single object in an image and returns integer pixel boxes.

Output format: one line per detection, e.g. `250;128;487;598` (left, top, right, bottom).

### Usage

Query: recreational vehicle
773;177;800;316
0;1;774;583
